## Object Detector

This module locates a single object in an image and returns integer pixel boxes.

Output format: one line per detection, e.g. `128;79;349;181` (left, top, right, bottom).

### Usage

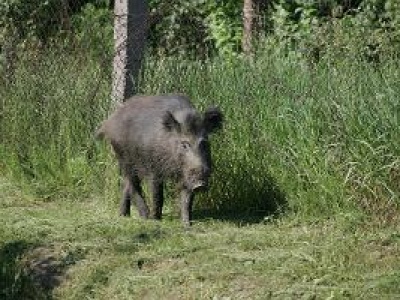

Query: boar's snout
185;165;211;192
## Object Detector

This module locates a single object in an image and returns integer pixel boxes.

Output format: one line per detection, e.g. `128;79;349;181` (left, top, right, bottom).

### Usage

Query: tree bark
242;0;255;56
112;0;148;104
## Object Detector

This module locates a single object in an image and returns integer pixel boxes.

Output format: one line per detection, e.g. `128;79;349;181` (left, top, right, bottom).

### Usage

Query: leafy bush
0;0;64;43
268;0;400;63
147;0;243;57
203;1;243;57
71;3;113;58
147;0;210;57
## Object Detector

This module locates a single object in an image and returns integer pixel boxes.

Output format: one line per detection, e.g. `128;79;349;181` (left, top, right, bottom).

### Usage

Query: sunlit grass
0;178;399;299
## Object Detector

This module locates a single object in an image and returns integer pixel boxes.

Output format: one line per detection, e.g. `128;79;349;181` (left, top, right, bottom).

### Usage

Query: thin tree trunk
60;0;71;31
112;0;148;104
242;0;255;56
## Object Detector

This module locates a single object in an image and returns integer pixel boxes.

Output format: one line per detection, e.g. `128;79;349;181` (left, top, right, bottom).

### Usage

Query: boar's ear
163;111;181;132
204;107;223;134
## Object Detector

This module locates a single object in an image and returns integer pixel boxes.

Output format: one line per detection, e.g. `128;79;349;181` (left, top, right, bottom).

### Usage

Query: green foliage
147;0;212;57
0;0;111;40
0;0;63;42
147;0;243;57
269;0;400;62
71;3;113;58
203;0;243;57
2;0;400;61
270;0;320;58
0;0;245;58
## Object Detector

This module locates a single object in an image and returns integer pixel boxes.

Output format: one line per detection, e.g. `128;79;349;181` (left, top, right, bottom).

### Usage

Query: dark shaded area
28;248;66;293
132;228;165;245
0;241;78;300
195;164;287;226
0;241;43;300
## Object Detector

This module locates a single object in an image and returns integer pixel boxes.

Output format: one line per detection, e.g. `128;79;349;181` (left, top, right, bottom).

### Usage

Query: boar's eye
180;141;191;151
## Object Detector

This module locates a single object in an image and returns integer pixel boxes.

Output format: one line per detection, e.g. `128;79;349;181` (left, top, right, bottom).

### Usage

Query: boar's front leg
149;176;164;220
180;189;194;227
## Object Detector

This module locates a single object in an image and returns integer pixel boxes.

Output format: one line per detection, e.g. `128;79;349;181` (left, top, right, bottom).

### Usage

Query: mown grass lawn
1;177;399;300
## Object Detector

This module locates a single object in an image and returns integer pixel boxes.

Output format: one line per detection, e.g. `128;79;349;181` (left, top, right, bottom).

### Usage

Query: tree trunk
112;0;148;104
60;0;72;31
242;0;255;56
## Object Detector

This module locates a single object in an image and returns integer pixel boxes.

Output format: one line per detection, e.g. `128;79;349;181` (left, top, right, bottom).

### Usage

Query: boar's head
162;107;223;191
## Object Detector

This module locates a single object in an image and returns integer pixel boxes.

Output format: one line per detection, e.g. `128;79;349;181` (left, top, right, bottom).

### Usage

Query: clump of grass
0;48;112;200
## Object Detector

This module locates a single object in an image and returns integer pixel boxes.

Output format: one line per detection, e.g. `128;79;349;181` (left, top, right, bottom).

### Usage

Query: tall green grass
0;49;113;200
1;49;398;223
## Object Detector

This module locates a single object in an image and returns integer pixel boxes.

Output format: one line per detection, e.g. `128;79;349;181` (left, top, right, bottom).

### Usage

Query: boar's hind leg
149;177;164;220
120;175;132;216
131;174;150;218
112;144;135;217
119;162;149;219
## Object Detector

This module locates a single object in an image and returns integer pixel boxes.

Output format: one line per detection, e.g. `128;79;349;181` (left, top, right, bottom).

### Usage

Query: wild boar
96;94;223;227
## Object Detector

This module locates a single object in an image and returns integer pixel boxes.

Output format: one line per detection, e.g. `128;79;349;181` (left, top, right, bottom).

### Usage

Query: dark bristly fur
96;94;223;227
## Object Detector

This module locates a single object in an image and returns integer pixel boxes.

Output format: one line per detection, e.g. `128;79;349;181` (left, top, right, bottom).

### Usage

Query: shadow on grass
0;241;42;300
195;164;287;226
0;240;76;300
